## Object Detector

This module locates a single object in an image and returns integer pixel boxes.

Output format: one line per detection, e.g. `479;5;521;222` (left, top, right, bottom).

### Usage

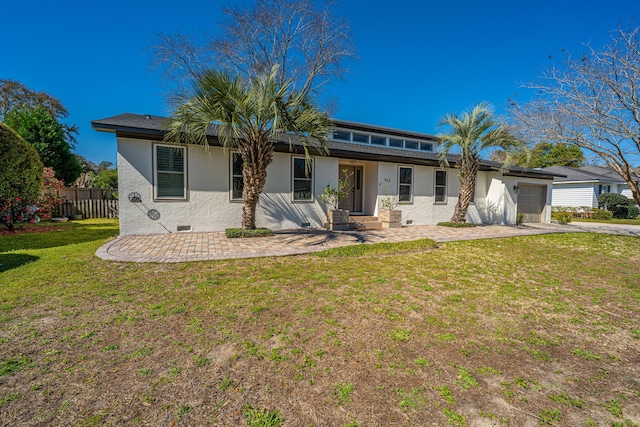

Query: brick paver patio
96;223;584;263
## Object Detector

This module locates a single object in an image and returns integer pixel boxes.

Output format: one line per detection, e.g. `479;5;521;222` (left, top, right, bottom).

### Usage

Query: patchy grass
437;221;476;228
1;220;640;425
225;228;273;238
243;406;284;427
313;238;437;257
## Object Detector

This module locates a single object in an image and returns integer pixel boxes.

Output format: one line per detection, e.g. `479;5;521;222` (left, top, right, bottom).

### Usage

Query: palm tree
438;103;524;223
166;66;331;229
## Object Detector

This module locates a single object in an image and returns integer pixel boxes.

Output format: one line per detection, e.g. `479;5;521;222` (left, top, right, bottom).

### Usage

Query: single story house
541;165;636;208
92;113;559;236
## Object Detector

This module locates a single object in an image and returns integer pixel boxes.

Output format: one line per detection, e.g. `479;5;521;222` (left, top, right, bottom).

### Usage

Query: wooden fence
53;188;119;219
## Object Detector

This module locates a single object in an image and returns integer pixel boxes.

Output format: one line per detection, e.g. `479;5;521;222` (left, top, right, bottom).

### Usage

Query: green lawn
1;219;639;426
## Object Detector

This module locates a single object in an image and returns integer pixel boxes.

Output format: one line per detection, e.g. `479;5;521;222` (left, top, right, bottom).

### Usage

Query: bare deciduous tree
151;0;356;96
510;25;640;205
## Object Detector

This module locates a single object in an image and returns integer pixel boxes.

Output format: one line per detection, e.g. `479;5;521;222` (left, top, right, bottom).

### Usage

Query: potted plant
379;191;402;228
320;170;352;231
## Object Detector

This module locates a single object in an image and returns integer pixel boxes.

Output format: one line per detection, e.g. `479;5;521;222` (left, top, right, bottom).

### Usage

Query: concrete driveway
561;221;640;237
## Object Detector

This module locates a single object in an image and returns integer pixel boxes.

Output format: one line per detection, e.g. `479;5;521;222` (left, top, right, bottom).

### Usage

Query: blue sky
3;0;638;165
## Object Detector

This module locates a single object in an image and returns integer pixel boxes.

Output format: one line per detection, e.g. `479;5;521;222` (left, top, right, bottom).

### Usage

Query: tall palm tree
166;66;331;229
438;102;524;223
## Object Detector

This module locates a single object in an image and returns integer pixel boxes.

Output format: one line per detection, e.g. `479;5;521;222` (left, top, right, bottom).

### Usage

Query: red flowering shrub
1;168;65;229
38;168;65;220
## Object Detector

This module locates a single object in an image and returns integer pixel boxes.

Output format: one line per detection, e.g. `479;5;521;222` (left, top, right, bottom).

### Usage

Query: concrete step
349;216;382;230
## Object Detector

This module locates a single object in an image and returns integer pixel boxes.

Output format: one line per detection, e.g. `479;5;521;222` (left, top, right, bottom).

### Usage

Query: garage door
517;185;546;223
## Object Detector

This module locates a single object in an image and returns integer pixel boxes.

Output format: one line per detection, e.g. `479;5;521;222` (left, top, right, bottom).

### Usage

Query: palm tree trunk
240;138;275;229
451;162;479;223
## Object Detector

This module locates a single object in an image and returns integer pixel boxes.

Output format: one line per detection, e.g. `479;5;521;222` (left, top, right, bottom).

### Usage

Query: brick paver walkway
96;223;582;263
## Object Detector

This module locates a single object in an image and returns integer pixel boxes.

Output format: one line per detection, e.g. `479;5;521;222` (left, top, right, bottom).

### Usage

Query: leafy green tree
92;169;118;189
4;106;81;184
74;156;116;187
0;122;43;230
76;155;114;174
438;103;524;223
0;78;77;138
493;142;585;168
166;66;331;229
528;142;585;167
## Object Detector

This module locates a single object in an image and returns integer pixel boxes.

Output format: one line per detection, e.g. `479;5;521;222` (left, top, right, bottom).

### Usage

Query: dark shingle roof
541;165;629;183
579;165;635;181
92;113;560;179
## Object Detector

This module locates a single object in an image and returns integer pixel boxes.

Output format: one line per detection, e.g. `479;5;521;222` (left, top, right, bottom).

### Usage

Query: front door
338;165;363;213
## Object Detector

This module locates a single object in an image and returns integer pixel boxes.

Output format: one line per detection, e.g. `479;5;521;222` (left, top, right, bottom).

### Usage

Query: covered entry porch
335;160;379;217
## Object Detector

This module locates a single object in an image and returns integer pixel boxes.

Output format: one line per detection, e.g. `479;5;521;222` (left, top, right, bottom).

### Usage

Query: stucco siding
469;174;552;224
118;138;242;235
116;137;553;235
255;152;329;230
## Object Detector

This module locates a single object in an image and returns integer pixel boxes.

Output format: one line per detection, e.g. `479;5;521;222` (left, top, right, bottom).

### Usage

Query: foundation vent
177;225;192;232
405;220;414;225
300;222;311;228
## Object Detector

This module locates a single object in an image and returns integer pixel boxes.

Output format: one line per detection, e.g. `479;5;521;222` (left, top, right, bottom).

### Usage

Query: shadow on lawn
0;253;39;272
0;221;118;253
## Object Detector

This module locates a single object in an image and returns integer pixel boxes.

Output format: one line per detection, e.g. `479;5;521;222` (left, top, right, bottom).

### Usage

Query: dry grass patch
1;222;639;425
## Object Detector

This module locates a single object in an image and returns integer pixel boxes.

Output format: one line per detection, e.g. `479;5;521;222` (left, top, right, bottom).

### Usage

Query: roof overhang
502;171;558;180
92;113;561;180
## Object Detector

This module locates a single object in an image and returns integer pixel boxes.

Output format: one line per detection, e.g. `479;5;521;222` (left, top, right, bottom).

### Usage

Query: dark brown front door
338;166;363;213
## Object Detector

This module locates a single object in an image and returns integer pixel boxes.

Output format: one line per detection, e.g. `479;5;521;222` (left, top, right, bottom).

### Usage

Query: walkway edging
94;223;596;263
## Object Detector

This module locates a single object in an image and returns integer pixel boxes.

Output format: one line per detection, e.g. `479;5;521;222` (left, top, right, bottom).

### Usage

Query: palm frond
437;102;524;170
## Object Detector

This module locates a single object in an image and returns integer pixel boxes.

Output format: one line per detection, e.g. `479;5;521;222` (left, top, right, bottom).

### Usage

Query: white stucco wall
467;173;553;224
118;138;334;235
118;138;240;235
372;163;462;225
117;137;553;234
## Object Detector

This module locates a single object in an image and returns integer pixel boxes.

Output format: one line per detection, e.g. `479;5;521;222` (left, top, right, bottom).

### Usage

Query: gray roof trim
92;113;559;179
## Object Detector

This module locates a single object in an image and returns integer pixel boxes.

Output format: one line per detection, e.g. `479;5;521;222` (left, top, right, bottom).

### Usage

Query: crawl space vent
405;220;414;225
300;222;311;228
177;225;192;232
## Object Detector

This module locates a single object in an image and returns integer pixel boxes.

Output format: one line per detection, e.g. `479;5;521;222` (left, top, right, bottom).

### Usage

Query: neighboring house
92;113;559;235
541;165;636;208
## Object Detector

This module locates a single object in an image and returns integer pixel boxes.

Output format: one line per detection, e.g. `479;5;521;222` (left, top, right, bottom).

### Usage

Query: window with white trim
435;170;447;203
154;144;186;200
292;157;313;201
598;184;611;195
231;152;244;201
398;166;413;203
